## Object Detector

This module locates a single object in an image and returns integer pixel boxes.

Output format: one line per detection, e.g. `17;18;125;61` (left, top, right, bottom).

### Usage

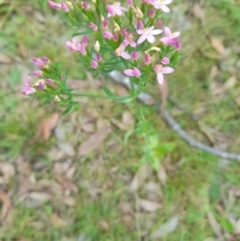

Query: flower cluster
22;57;54;95
23;0;181;107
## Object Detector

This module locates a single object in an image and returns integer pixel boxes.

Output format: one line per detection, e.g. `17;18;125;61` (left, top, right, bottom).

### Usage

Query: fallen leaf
63;196;76;206
50;213;67;228
122;111;134;130
210;37;225;55
98;220;110;231
78;125;111;157
58;142;75;156
204;238;216;241
56;175;78;194
0;54;12;64
38;113;59;140
234;218;240;234
0;189;12;224
28;192;52;202
152;216;179;238
192;3;205;24
157;164;167;186
139;199;162;212
130;165;152;192
223;75;236;91
0;163;15;184
81;122;95;133
119;202;133;214
207;211;222;237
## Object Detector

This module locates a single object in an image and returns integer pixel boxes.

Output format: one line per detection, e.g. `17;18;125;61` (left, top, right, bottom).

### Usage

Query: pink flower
131;51;139;60
113;34;119;42
103;31;113;39
48;0;62;9
160;27;181;49
61;3;69;12
150;0;173;13
106;2;127;17
33;70;42;76
161;57;169;65
144;53;151;65
78;43;87;55
115;45;131;59
89;22;98;31
137;20;144;29
22;77;36;95
153;64;174;84
45;78;54;84
96;54;102;62
91;60;98;69
124;67;141;78
32;57;49;68
66;37;79;52
122;33;136;48
156;19;163;28
82;1;90;10
101;17;108;30
149;8;155;18
81;35;88;46
127;0;133;6
137;26;163;44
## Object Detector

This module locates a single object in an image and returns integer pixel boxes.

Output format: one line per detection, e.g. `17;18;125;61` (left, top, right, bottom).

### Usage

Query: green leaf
72;29;93;36
217;216;234;232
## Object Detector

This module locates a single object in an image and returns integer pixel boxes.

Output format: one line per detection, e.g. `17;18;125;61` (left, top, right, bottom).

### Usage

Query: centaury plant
22;0;181;113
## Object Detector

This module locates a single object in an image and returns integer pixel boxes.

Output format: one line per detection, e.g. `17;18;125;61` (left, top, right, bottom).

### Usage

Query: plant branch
108;71;240;161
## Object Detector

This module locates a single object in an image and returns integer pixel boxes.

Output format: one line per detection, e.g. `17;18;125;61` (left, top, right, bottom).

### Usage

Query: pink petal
147;35;155;43
157;73;164;85
137;35;147;45
164;27;171;37
164;0;173;4
124;69;134;76
173;31;181;38
137;29;145;34
121;52;131;59
160;5;170;13
151;29;163;35
162;66;175;74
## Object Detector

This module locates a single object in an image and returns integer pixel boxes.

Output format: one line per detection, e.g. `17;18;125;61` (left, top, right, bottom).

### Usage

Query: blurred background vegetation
0;0;240;240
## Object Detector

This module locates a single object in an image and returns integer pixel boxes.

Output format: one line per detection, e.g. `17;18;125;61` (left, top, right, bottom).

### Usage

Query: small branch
108;71;240;161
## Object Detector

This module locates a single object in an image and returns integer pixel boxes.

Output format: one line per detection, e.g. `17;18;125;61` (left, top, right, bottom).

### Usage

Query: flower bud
134;7;143;18
89;22;98;31
161;57;170;65
91;60;98;69
131;51;139;60
82;1;90;10
137;20;144;29
144;53;151;65
149;8;155;18
113;21;121;33
94;41;100;52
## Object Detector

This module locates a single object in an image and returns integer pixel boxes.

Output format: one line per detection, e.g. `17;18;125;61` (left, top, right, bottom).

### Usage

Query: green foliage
136;110;176;170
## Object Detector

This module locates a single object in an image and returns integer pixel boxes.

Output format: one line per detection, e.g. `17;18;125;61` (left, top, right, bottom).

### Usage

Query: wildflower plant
23;0;182;113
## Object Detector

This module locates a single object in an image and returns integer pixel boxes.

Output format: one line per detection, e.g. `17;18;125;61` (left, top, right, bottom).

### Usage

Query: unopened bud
95;41;100;52
65;1;73;9
113;21;121;33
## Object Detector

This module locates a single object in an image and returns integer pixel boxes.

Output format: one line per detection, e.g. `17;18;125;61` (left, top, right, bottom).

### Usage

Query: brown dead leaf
81;122;95;133
0;163;15;184
56;175;78;194
38;113;59;140
139;199;162;212
28;192;52;202
207;211;222;237
122;111;134;129
210;37;225;55
63;196;76;206
78;125;111;157
0;189;12;224
223;75;236;91
158;163;167;186
0;54;12;64
130;165;152;192
98;220;110;231
50;213;67;228
192;3;205;24
119;202;133;214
